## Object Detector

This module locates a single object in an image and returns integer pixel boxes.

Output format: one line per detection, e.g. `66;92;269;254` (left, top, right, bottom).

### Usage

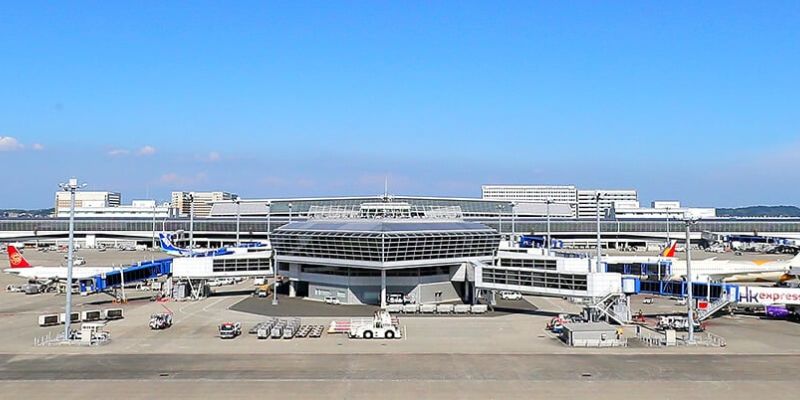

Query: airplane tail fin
661;240;678;257
158;233;172;251
7;246;31;268
158;233;180;252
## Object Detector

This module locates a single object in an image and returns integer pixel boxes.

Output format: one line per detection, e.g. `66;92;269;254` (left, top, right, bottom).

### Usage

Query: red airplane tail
7;246;31;268
661;240;678;258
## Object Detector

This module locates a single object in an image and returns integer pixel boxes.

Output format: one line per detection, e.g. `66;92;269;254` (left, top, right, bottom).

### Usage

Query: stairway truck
348;310;402;339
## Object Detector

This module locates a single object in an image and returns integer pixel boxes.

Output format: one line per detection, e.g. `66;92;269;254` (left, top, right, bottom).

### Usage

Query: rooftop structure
171;191;236;217
54;191;120;211
269;202;501;306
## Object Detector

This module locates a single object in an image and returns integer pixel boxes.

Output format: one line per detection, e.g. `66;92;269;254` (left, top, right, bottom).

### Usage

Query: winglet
7;246;31;268
661;240;678;258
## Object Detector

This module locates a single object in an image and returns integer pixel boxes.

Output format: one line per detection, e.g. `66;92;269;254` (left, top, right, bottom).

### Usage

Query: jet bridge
84;258;173;292
472;258;630;324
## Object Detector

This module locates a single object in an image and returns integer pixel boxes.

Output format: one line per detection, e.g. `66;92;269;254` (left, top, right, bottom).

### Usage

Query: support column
380;269;387;309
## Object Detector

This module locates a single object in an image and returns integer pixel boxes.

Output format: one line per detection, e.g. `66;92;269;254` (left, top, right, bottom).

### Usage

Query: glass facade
212;256;271;272
481;267;588;291
271;229;501;263
2;217;800;237
498;258;557;271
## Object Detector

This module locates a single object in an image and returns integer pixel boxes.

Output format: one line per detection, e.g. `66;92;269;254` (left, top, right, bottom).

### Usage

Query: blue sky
1;1;798;208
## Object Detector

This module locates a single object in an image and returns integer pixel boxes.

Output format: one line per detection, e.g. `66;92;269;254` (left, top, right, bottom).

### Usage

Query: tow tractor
348;310;402;339
219;322;242;339
546;313;578;334
149;313;173;330
656;316;705;332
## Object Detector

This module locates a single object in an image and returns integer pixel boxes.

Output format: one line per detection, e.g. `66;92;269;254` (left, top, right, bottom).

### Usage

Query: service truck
348;310;401;339
219;322;242;339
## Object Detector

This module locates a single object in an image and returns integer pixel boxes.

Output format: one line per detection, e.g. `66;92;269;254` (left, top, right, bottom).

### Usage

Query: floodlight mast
59;178;86;341
595;192;602;273
683;213;701;343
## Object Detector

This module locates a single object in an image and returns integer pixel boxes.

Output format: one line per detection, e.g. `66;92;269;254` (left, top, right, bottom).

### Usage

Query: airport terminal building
3;194;800;250
270;203;501;306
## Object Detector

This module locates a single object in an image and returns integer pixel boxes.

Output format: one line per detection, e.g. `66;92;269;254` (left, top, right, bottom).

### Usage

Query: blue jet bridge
83;258;173;292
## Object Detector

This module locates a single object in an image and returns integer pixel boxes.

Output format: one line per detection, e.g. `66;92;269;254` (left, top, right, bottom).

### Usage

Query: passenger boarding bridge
472;248;799;324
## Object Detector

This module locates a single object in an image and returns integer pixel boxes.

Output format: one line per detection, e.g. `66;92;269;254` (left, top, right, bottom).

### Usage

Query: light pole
665;207;671;245
59;178;85;341
683;214;700;343
234;196;241;247
266;201;272;240
510;202;516;243
497;204;503;241
271;256;279;306
288;202;293;223
151;201;157;250
188;193;195;249
545;199;553;253
595;192;602;273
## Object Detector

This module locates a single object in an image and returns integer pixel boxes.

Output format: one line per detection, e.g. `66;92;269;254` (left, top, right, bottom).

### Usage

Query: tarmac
1;248;799;399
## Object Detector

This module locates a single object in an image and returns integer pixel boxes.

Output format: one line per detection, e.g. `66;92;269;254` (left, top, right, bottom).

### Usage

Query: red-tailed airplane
4;246;114;281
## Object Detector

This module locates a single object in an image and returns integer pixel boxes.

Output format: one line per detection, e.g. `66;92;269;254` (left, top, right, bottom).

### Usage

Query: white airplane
158;233;268;257
4;245;114;281
605;241;800;283
669;254;799;283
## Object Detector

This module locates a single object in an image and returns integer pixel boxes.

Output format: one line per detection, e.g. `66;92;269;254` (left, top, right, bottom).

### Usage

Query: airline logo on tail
661;240;678;258
7;246;31;268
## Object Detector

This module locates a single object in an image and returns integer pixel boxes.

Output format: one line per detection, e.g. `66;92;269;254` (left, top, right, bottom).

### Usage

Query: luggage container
386;304;403;313
403;304;419;314
59;312;80;324
420;304;436;313
453;304;471;314
81;310;102;322
436;304;454;314
103;308;124;320
271;325;283;339
38;314;60;327
470;305;488;314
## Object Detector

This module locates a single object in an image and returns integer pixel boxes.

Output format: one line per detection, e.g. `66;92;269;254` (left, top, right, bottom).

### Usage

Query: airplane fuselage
4;266;116;281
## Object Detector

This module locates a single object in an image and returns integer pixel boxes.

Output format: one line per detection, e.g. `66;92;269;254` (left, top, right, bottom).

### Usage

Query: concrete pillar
380;269;387;309
289;281;297;298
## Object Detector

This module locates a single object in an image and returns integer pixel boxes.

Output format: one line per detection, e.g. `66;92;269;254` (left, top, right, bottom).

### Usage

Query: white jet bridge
473;250;631;324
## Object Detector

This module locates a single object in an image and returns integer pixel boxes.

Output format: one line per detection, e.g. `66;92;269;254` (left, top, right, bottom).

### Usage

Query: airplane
4;245;115;281
667;253;800;283
158;233;268;257
604;241;800;283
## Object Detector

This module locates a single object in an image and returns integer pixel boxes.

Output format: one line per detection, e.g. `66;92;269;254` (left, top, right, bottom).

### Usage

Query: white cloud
0;136;24;151
108;148;130;157
159;173;180;184
158;172;207;186
206;152;221;162
31;143;44;151
137;145;156;156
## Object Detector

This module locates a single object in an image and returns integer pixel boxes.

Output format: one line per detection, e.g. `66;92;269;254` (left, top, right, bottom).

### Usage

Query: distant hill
716;205;800;218
0;208;54;217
